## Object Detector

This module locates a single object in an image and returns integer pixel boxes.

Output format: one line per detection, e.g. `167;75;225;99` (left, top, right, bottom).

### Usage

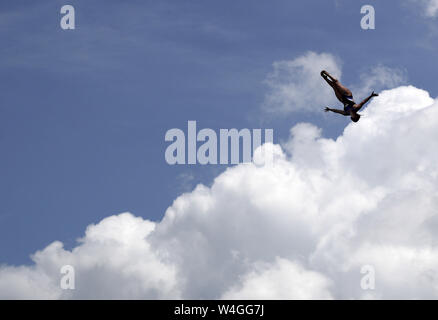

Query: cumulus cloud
0;214;181;299
222;258;333;299
263;52;406;114
1;85;438;299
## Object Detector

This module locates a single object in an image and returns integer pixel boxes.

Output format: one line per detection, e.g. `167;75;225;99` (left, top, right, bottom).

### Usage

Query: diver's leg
321;71;353;97
321;71;335;87
334;81;353;97
321;71;346;103
321;70;339;83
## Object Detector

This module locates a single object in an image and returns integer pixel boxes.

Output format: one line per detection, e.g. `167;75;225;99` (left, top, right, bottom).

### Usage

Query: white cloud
222;258;333;299
1;85;438;299
0;213;181;299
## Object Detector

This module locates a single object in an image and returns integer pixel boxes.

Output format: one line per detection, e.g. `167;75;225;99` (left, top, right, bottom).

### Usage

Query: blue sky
1;0;437;265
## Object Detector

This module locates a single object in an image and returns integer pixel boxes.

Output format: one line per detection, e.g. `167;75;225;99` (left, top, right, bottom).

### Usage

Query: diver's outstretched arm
355;91;379;112
324;107;348;115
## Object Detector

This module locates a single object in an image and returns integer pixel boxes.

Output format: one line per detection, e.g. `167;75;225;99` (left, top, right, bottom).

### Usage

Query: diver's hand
324;107;330;112
371;91;379;97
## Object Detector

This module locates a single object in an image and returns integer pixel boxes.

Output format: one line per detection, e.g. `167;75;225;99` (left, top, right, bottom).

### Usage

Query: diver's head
351;113;361;122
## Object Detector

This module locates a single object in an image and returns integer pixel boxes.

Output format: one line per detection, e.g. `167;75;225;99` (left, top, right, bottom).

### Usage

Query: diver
321;70;378;122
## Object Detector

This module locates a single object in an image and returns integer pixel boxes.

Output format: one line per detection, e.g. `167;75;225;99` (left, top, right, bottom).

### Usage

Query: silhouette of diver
321;70;378;122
